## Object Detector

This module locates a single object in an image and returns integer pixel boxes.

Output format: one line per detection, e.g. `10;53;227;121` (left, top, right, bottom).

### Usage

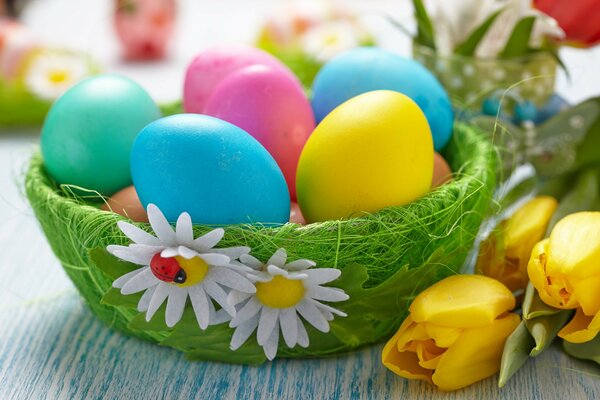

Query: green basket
25;122;496;364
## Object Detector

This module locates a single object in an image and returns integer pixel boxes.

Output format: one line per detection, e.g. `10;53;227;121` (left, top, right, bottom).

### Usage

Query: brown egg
290;202;306;225
101;185;148;222
432;152;453;188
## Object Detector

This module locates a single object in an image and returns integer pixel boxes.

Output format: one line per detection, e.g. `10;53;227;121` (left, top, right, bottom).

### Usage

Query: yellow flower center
175;256;209;287
323;34;340;46
47;69;70;85
256;275;305;308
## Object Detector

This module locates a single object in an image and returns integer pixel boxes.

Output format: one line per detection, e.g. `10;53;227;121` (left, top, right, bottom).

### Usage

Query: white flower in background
24;50;92;100
229;248;349;360
300;20;361;62
108;204;255;329
426;0;564;57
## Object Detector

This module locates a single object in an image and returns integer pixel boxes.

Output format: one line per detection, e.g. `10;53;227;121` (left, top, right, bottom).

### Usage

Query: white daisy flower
24;50;93;100
108;204;255;330
229;249;349;360
300;21;361;62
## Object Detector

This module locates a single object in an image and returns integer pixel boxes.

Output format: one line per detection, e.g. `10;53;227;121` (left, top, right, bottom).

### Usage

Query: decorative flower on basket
256;2;374;86
0;18;98;126
401;0;565;122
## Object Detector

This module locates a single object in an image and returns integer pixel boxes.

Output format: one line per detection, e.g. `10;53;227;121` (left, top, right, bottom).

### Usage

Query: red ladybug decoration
150;253;186;283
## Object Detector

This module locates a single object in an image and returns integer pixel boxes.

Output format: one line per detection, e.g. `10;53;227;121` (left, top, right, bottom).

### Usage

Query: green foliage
455;9;505;56
500;16;536;58
412;0;436;49
563;335;600;365
499;284;572;387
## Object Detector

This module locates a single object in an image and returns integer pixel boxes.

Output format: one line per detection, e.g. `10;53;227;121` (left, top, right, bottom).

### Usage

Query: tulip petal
425;323;462;348
527;240;565;309
559;308;600;344
410;275;516;328
547;212;600;279
432;313;520;391
382;325;433;383
571;275;600;316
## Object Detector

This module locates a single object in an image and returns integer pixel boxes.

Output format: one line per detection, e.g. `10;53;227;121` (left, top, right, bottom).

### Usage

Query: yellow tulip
477;196;558;293
382;275;520;391
528;212;600;343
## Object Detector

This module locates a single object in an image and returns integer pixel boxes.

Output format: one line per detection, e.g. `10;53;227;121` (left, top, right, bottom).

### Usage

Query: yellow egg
296;90;434;222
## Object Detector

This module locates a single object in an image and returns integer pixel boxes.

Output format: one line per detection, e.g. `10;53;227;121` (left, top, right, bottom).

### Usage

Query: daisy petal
147;204;176;245
296;315;310;348
175;212;193;245
198;253;231;266
117;221;161;246
228;290;253;306
296;299;330;333
307;286;349;302
212;308;232;325
188;285;210;330
286;272;309;281
146;282;171;321
177;246;198;260
109;247;153;266
113;267;146;289
211;268;256;293
204;280;236;316
165;288;187;328
312;299;347;317
239;254;264;270
263;324;280;361
286;259;317;271
137;285;157;312
191;228;224;252
267;248;287;267
213;246;251;260
305;268;342;284
230;315;260;350
267;265;289;276
230;297;262;328
121;269;158;295
161;247;179;258
257;307;279;346
279;308;298;348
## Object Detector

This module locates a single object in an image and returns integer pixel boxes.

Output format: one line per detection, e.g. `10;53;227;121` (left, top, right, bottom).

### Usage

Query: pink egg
183;44;297;114
290;202;306;225
114;0;176;60
204;65;315;200
101;185;149;222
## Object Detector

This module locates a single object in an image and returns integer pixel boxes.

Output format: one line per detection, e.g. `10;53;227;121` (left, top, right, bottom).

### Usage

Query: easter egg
183;44;296;113
432;152;453;188
204;64;315;200
290;202;306;225
41;74;161;195
297;90;433;222
131;114;290;225
311;47;453;151
101;185;148;222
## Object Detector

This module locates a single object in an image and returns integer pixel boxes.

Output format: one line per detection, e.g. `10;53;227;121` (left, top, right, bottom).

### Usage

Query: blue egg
131;114;290;225
311;47;454;151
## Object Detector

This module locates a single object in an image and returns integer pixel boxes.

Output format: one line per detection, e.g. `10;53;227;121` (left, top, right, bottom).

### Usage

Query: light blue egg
311;47;454;151
131;114;290;225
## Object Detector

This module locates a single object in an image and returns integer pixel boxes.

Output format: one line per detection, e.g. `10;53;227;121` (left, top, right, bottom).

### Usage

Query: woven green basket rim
25;121;496;363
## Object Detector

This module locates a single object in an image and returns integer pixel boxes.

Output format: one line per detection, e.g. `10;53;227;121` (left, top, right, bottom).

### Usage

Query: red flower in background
534;0;600;47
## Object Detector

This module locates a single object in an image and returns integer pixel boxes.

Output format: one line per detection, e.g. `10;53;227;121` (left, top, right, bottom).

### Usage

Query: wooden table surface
2;1;600;399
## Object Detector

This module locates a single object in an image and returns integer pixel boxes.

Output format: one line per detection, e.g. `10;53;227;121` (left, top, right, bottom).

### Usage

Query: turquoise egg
311;47;454;151
41;74;161;195
131;114;291;225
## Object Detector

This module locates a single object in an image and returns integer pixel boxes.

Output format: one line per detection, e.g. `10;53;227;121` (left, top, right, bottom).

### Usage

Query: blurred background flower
534;0;600;47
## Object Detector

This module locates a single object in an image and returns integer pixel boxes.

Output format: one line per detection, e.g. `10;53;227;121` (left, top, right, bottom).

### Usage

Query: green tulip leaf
522;282;563;320
499;321;535;387
525;310;573;357
500;16;536;58
455;9;505;56
563;335;600;365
